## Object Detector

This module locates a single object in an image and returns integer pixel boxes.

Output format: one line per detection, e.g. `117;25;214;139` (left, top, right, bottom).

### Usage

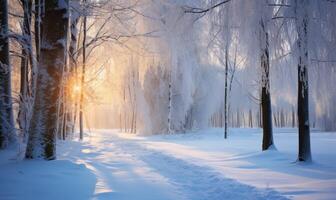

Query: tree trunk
249;109;253;128
236;108;240;127
18;0;33;138
168;68;172;134
79;4;87;140
260;18;274;151
123;83;127;132
68;3;80;136
224;45;228;138
292;106;295;128
0;0;15;148
58;90;65;140
295;0;312;162
31;0;41;98
297;64;311;161
34;0;41;63
25;0;69;160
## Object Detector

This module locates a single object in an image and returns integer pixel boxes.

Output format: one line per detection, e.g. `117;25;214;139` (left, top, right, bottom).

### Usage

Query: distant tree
167;63;173;134
223;4;230;139
205;1;233;137
143;63;170;134
25;0;69;159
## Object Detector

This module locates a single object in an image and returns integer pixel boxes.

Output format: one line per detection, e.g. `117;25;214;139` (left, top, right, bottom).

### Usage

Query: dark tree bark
280;109;285;127
292;106;295;128
297;64;311;161
25;0;69;159
224;45;228;138
167;67;172;134
259;103;262;128
34;0;41;63
0;0;15;148
31;0;42;97
260;18;274;151
295;0;312;162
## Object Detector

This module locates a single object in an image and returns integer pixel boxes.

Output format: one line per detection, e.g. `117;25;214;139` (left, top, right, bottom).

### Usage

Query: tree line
1;0;335;163
0;0;122;159
183;0;332;162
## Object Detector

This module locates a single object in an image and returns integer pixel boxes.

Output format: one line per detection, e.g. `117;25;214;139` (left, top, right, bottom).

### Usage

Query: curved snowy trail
60;131;288;200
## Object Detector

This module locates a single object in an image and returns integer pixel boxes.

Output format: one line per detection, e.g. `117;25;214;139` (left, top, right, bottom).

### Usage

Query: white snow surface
0;128;335;200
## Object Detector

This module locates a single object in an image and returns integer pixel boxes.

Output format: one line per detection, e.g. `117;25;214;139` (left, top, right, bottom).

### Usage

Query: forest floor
0;128;335;200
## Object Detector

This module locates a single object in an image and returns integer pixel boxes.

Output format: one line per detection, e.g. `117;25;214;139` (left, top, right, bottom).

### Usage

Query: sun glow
67;77;82;101
73;84;81;93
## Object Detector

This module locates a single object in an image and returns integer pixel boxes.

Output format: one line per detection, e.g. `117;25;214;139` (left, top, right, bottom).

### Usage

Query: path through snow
60;130;288;200
2;128;335;200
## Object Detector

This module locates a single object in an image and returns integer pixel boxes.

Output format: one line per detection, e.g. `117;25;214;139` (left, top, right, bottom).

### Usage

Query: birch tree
25;0;69;160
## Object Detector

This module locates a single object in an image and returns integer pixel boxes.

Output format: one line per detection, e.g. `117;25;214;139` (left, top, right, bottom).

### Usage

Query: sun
73;84;81;93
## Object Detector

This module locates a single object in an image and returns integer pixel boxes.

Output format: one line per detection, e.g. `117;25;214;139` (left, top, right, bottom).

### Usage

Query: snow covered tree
143;63;170;134
57;0;76;140
25;0;69;160
259;2;274;151
0;0;15;148
17;0;33;139
67;0;81;136
79;0;87;140
295;0;312;162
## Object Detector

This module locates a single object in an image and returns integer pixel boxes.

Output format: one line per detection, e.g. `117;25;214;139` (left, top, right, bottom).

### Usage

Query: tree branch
183;0;232;14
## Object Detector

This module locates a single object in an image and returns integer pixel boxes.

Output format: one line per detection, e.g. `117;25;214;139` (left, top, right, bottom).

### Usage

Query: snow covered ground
0;128;335;200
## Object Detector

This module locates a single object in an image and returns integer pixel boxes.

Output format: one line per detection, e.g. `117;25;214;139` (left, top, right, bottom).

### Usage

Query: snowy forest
0;0;336;200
